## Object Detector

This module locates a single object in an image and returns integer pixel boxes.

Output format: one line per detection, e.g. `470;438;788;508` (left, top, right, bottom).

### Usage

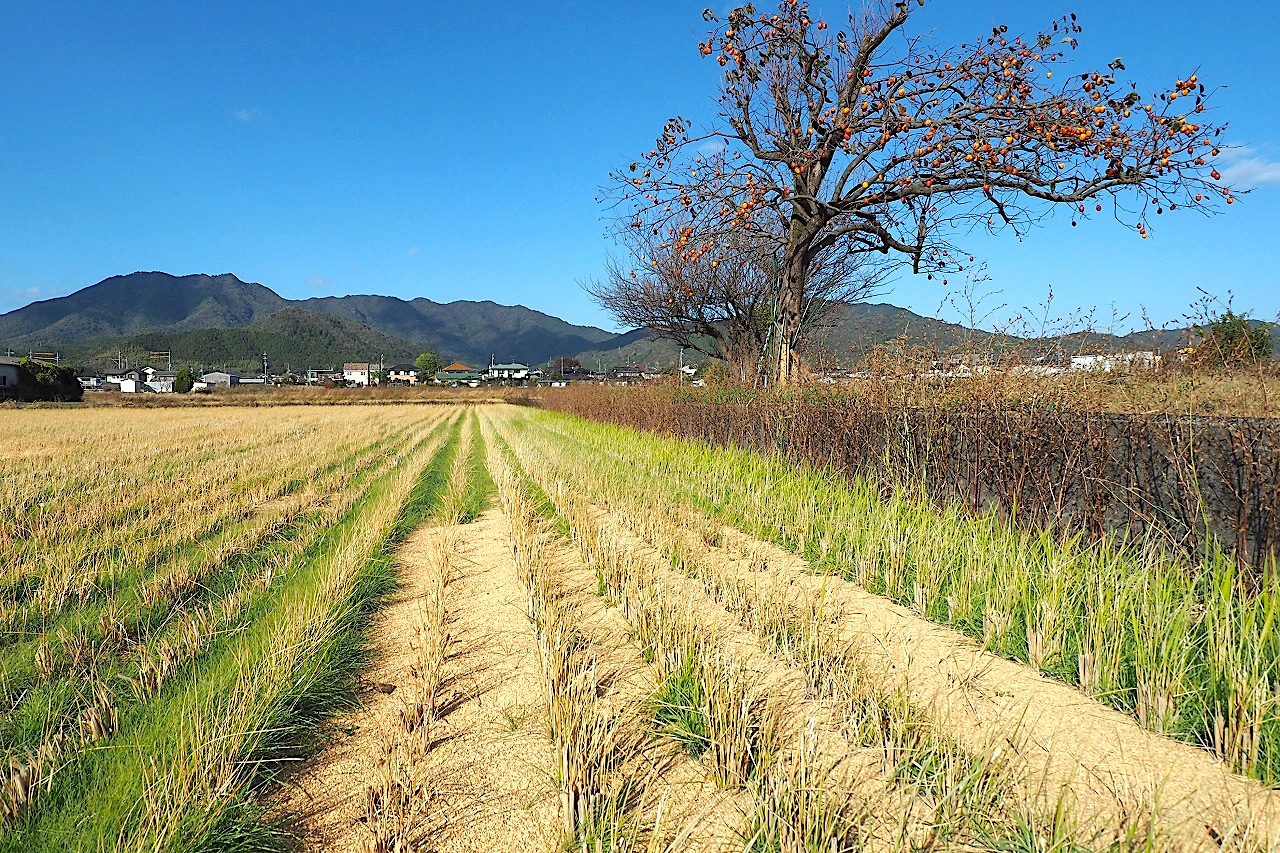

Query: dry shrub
527;382;1280;567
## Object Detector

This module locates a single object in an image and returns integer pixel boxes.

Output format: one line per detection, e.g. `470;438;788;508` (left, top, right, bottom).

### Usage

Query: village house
610;364;651;382
146;371;177;393
106;367;147;385
485;360;530;382
201;370;241;387
386;364;420;385
435;362;481;386
343;362;372;387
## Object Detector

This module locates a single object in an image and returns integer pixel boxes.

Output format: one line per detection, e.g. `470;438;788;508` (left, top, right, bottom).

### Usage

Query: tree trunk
769;252;807;385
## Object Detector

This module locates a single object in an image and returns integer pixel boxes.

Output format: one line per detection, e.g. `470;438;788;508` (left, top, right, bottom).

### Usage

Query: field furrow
278;507;564;851
488;405;1280;851
6;400;1277;852
0;405;461;850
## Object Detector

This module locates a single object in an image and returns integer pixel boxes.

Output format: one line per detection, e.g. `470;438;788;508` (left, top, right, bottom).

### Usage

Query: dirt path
275;509;559;852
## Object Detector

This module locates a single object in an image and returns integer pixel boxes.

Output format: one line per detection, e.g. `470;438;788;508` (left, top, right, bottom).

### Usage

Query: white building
486;361;530;381
201;371;241;387
1069;351;1160;372
343;362;372;386
304;368;342;385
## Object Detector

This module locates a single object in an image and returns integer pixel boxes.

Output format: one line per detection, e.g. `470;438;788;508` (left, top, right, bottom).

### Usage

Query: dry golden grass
482;405;1280;851
0;404;458;847
15;400;1278;850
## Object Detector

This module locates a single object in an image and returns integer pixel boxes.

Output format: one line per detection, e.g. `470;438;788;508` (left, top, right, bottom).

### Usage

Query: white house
485;360;530;382
343;362;372;386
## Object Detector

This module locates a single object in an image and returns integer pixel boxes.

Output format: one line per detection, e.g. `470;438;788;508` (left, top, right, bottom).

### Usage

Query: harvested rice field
2;403;1278;852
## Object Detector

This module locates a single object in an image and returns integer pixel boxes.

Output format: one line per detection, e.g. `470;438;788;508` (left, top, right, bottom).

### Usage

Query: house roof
439;362;475;373
387;363;418;372
490;362;529;371
343;362;371;371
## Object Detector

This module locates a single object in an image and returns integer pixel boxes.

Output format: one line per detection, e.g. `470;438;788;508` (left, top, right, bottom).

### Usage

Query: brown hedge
521;386;1280;567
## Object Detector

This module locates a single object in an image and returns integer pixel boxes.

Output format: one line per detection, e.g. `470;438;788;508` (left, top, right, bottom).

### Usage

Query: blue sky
1;1;1276;334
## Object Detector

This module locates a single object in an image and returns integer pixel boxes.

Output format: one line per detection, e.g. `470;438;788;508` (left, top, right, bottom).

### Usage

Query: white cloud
3;285;52;301
406;246;420;258
0;285;56;312
232;108;261;123
305;276;329;290
1218;146;1280;188
697;138;728;157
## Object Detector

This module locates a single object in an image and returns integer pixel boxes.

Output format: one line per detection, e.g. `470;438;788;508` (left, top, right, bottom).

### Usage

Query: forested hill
62;308;427;374
0;271;623;367
0;273;287;346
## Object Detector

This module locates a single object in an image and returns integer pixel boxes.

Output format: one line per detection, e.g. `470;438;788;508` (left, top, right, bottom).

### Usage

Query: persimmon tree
606;1;1231;384
585;222;885;382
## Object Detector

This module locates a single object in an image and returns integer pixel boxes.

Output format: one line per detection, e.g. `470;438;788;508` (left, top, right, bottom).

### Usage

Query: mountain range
0;272;623;371
0;271;1271;373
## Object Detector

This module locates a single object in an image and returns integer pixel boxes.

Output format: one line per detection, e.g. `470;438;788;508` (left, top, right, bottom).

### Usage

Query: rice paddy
2;402;1277;851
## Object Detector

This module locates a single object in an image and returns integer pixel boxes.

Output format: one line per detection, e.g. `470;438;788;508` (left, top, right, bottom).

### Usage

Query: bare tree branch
604;1;1233;384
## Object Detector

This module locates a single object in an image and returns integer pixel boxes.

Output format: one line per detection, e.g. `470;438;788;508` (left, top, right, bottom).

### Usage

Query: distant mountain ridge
0;273;288;345
0;272;620;368
2;271;1273;373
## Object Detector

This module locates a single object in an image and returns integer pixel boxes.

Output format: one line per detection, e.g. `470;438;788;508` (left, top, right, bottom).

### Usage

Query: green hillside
0;271;623;366
65;308;429;374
